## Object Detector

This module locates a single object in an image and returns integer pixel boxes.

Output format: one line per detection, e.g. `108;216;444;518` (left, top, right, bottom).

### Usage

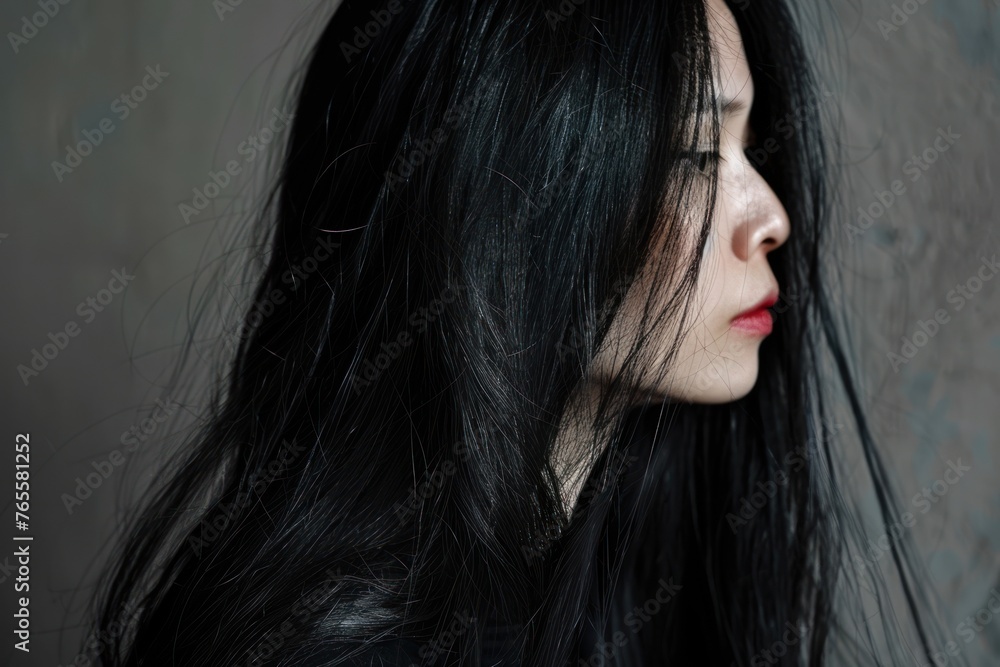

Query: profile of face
591;0;791;405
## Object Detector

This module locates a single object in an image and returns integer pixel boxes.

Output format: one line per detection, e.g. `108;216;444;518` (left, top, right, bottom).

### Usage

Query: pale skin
554;0;792;517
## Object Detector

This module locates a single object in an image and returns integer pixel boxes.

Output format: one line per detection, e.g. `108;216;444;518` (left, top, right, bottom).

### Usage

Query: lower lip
731;308;774;336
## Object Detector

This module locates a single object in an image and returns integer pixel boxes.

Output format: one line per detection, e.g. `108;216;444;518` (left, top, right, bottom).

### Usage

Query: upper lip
732;288;779;320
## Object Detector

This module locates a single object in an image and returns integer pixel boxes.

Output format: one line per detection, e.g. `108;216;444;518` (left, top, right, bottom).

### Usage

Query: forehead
704;0;754;110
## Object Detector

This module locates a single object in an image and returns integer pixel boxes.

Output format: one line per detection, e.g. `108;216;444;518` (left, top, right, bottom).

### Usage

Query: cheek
691;244;728;322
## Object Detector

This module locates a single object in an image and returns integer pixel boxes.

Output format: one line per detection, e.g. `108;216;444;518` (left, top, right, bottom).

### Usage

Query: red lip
730;290;779;336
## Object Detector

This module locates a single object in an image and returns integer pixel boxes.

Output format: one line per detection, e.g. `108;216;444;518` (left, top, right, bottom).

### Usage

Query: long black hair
87;0;956;665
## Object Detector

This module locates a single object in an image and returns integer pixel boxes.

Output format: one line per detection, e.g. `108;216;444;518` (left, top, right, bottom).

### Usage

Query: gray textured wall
0;0;996;665
830;1;1000;664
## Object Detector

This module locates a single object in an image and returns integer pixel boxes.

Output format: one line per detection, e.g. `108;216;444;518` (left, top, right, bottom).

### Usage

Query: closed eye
680;150;720;175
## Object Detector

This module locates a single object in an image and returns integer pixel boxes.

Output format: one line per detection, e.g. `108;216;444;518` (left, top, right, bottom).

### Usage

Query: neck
551;380;630;520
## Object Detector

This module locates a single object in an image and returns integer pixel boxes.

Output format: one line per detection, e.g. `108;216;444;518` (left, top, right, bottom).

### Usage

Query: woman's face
592;0;791;404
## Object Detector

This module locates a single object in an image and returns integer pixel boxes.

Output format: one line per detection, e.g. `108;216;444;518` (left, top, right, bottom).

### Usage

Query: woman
87;0;956;665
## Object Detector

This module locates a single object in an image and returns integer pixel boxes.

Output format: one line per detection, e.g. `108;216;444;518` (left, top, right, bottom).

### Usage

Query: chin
660;345;762;404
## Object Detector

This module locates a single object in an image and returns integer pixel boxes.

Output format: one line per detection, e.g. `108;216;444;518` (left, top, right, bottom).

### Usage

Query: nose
729;171;791;262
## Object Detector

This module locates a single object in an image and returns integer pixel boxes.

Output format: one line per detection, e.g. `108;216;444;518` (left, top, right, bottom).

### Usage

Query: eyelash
681;150;719;175
681;146;760;175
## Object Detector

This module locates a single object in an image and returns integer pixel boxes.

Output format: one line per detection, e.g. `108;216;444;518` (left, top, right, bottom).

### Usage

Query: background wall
829;2;1000;664
0;0;996;665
